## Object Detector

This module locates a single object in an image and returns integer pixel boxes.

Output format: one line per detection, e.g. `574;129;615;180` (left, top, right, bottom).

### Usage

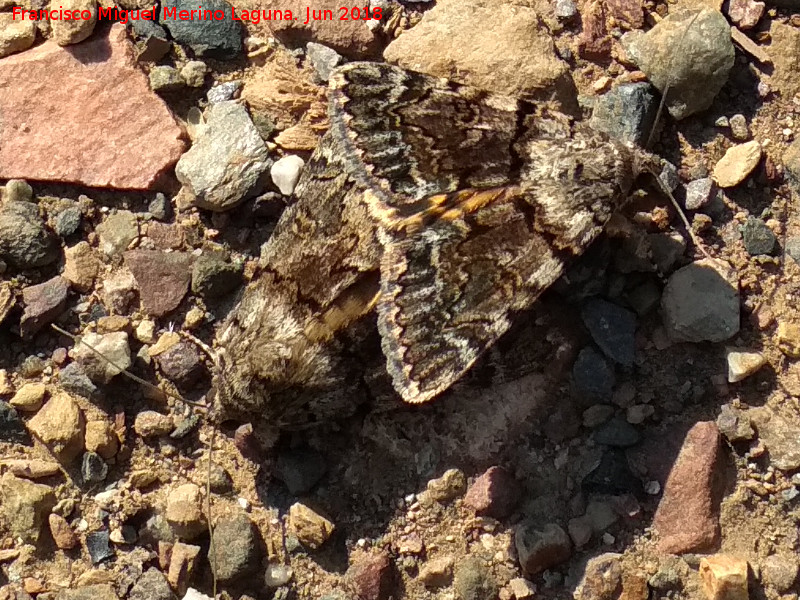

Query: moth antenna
51;324;208;409
647;165;713;260
52;323;221;596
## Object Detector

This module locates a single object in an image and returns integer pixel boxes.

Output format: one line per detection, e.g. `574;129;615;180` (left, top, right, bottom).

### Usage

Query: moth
212;62;664;428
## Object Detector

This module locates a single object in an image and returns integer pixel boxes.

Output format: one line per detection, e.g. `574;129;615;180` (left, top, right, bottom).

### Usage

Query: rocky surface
1;3;800;600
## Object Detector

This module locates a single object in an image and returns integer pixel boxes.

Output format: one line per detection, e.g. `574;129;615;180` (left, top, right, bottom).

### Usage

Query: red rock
0;24;185;189
605;0;644;29
124;250;192;317
579;1;612;59
464;466;521;519
653;421;721;554
20;276;69;338
49;513;79;550
346;550;394;600
727;0;764;30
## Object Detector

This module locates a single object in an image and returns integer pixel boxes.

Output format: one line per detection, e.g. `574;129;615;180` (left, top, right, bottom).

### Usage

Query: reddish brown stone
578;1;612;59
346;550;394;600
0;25;185;189
49;513;79;550
20;276;69;338
605;0;644;29
653;421;722;554
464;466;521;519
124;250;192;317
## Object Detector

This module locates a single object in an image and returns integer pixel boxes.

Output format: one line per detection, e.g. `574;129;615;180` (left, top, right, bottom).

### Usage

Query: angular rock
741;217;776;256
176;101;269;211
87;530;114;564
0;473;56;543
425;468;467;503
271;155;305;196
276;445;327;495
288;501;335;550
754;412;800;471
209;511;259;581
383;0;575;108
63;242;101;293
0;25;185;189
191;254;242;298
0;13;37;58
463;466;521;519
761;554;798;594
124;250;192;316
154;341;204;388
622;8;734;119
306;42;342;82
726;348;767;383
161;0;242;58
589;83;658;146
149;65;184;92
54;205;82;238
653;421;721;554
727;0;764;29
573;347;616;401
27;391;85;462
346;551;393;600
81;451;109;484
581;298;637;367
418;556;454;589
129;568;176;600
1;459;59;479
685;177;718;210
165;483;207;540
699;555;748;600
10;383;46;413
661;259;740;342
97;210;139;257
515;521;572;576
49;513;79;550
71;331;131;384
0;201;59;269
713;141;762;188
20;276;70;338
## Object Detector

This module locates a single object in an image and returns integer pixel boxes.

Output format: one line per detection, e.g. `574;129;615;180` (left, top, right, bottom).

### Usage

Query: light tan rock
165;483;207;540
63;242;101;293
10;382;46;412
85;420;119;459
383;0;575;109
699;555;749;600
712;141;762;188
0;24;185;189
26;391;85;462
0;13;37;58
288;502;334;550
51;0;97;45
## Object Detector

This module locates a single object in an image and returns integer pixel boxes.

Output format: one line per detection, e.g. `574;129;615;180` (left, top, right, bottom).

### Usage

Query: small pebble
712;140;762;188
726;348;767;382
271;155;305;196
729;114;749;140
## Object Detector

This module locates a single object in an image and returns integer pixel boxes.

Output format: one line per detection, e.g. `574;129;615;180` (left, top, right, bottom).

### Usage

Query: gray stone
276;445;327;495
207;80;242;104
581;298;636;366
81;451;108;484
155;341;204;388
306;42;342;82
129;568;176;600
87;529;114;563
97;210;138;256
648;232;687;273
572;347;615;401
453;556;499;600
684;177;717;210
181;60;207;87
160;0;242;58
0;201;59;269
787;237;800;264
209;511;259;581
554;0;577;19
0;400;29;444
716;404;754;442
149;193;172;221
191;254;242;298
176;101;269;211
622;8;734;119
762;555;799;593
582;450;643;496
515;521;572;576
661;259;739;342
593;417;641;447
741;217;777;255
54;206;82;238
58;362;98;399
757;414;800;471
729;113;750;140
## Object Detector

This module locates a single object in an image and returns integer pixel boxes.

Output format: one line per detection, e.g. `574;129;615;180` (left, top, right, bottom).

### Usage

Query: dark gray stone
81;452;108;484
515;522;572;576
160;0;242;58
684;177;717;210
582;449;643;496
156;341;205;388
787;237;800;265
58;362;98;399
86;530;114;564
148;193;171;221
0;400;30;444
209;511;259;581
741;217;777;256
589;83;658;146
276;446;327;495
581;298;636;367
572;347;615;401
593;417;641;447
170;413;201;439
0;201;59;269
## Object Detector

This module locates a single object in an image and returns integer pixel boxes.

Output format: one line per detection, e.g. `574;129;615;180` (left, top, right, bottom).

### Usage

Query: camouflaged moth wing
214;62;662;425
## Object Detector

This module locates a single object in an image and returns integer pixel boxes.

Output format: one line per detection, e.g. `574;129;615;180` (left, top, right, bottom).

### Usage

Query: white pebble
270;155;305;195
182;589;213;600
